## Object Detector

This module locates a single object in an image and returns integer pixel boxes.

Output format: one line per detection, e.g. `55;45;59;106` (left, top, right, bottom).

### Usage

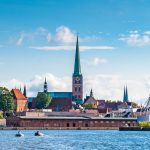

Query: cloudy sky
1;0;150;103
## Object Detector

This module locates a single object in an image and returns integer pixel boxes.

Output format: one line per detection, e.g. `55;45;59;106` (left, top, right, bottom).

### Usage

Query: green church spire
90;88;93;97
73;35;82;76
123;86;126;102
125;86;128;102
23;85;27;97
123;86;129;102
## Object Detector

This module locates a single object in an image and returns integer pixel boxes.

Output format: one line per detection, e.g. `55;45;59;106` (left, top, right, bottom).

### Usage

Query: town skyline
1;0;150;103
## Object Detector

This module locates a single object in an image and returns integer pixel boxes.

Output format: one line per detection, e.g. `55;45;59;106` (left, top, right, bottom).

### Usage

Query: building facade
11;89;28;112
6;116;137;129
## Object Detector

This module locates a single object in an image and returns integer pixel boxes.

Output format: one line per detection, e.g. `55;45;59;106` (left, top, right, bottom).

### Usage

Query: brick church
29;35;83;111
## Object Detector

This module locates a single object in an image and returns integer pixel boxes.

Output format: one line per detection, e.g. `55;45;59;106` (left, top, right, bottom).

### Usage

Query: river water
0;130;149;150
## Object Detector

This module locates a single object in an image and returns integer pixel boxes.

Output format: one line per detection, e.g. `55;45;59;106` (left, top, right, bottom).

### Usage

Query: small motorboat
15;131;24;137
34;131;44;136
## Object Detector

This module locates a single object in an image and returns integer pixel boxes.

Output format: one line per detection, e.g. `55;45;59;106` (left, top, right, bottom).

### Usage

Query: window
85;123;88;127
67;123;69;127
75;87;77;92
73;123;76;127
79;87;81;92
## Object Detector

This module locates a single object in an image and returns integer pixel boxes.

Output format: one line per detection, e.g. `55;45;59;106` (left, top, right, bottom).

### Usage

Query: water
0;130;149;150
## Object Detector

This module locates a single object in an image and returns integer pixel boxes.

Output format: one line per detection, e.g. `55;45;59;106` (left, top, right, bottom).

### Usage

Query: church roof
11;89;27;100
73;35;82;76
47;92;72;99
50;97;72;106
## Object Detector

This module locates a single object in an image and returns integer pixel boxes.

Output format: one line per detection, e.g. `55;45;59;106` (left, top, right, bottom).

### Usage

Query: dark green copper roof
73;35;82;76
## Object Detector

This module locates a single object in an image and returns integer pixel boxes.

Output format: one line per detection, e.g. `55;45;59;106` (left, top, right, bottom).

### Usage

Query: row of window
66;123;88;127
74;87;81;92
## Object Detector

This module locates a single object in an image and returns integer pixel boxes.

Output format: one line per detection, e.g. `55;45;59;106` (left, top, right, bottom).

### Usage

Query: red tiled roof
49;97;72;111
11;89;27;100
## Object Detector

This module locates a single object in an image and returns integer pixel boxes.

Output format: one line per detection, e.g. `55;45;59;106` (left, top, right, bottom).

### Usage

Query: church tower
123;86;129;102
72;35;83;104
44;77;48;93
23;85;27;97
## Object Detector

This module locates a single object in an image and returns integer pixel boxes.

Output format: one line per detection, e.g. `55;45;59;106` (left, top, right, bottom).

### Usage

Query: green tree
0;87;14;117
36;92;52;109
131;102;138;108
84;103;97;109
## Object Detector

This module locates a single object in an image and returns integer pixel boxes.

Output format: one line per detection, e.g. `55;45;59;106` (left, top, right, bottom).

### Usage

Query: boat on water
34;131;44;136
15;131;24;137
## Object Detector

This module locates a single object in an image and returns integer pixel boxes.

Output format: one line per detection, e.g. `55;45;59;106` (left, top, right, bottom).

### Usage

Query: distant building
47;92;72;111
84;89;97;108
11;89;28;112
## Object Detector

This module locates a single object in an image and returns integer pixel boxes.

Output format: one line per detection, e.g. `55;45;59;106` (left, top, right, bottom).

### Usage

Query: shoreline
119;127;150;131
0;127;119;130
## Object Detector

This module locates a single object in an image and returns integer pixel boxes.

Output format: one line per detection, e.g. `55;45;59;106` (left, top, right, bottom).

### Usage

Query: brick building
6;116;137;129
11;89;28;112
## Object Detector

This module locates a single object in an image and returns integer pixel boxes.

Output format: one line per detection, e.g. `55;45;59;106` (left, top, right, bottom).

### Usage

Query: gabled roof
50;97;72;106
84;96;97;104
11;89;27;100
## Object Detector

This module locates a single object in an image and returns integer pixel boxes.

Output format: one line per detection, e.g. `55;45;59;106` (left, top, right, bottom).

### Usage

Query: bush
0;112;3;119
139;121;150;127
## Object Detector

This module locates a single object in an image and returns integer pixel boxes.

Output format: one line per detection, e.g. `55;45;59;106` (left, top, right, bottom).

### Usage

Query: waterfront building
6;115;137;129
11;89;28;112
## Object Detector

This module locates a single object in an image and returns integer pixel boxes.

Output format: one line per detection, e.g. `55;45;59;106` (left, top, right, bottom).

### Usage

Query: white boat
15;131;24;137
34;131;44;136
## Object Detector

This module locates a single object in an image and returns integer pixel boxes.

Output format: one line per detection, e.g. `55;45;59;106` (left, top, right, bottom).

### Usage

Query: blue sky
1;0;150;102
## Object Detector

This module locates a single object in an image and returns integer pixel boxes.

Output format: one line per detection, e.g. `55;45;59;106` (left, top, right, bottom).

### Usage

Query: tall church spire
90;89;93;97
123;86;129;102
72;34;83;104
123;86;126;102
73;35;81;76
23;85;27;97
125;86;128;102
44;77;48;93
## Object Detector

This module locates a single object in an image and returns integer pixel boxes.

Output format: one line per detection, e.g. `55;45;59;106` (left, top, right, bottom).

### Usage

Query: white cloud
82;57;108;66
55;26;76;44
47;33;52;43
36;27;48;34
29;45;114;51
14;25;104;47
1;73;149;104
144;31;150;35
93;57;107;65
119;30;150;46
16;32;26;46
16;27;50;46
2;78;24;90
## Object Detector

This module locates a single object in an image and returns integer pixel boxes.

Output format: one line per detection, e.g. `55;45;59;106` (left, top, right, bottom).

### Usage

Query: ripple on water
0;130;149;150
